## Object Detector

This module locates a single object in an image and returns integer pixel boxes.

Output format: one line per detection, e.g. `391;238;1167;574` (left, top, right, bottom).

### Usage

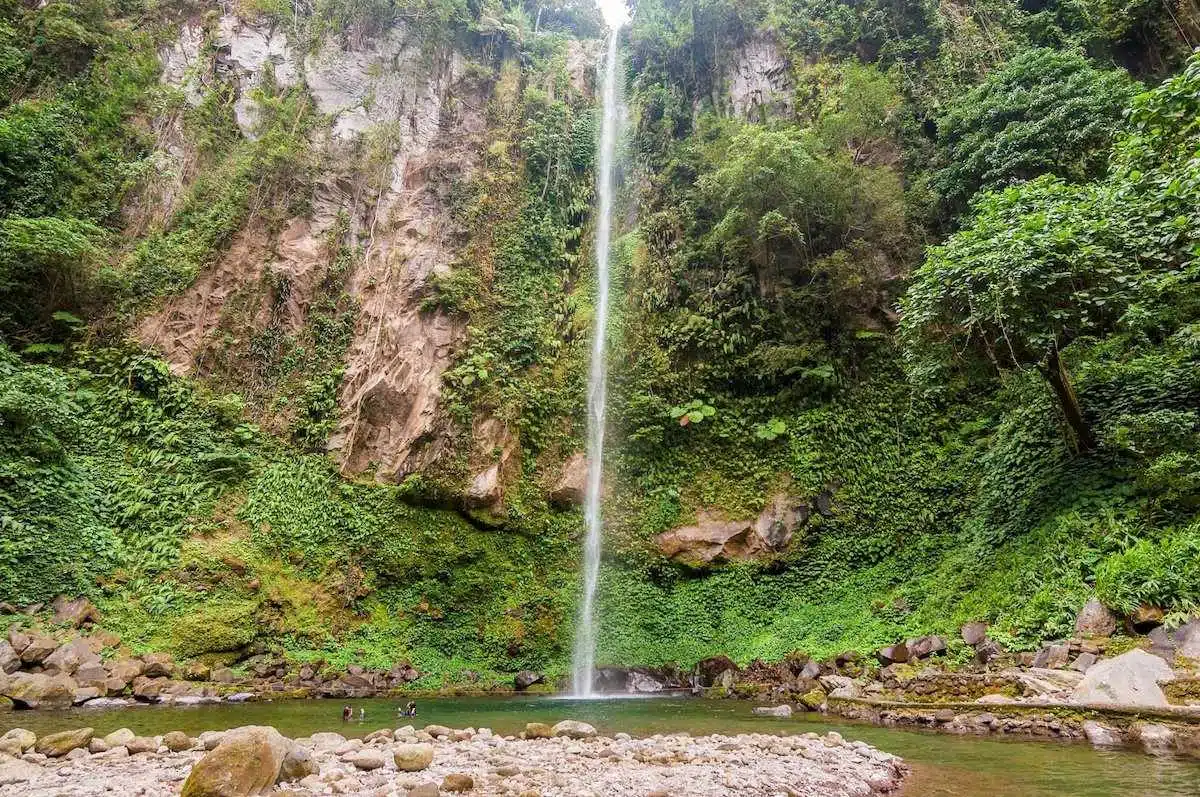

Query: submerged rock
752;704;793;717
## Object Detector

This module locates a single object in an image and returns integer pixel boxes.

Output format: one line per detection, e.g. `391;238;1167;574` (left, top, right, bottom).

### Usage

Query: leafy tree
933;48;1138;216
904;52;1200;452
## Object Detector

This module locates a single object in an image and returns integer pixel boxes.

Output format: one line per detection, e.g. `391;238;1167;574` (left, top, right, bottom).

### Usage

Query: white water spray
571;25;622;698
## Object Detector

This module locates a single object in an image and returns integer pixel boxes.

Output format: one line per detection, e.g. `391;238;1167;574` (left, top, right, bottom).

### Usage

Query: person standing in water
341;705;352;721
400;700;417;717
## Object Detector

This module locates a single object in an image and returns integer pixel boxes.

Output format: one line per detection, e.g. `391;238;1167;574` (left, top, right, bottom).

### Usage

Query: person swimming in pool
399;700;417;717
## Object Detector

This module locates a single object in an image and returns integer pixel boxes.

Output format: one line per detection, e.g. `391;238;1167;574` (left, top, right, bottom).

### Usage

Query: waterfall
571;25;622;698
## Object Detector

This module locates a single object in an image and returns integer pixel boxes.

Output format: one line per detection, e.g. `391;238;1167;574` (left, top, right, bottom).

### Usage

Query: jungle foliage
1;0;1199;679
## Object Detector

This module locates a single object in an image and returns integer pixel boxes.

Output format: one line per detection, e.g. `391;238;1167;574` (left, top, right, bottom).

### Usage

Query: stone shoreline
0;721;907;797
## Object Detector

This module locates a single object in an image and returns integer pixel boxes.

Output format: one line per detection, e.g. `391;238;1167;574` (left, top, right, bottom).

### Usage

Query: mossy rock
171;602;258;658
800;688;827;710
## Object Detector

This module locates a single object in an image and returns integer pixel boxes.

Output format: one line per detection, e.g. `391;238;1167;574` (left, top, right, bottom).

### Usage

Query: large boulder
657;499;809;566
549;452;588;507
180;725;293;797
51;596;101;628
1074;598;1118;638
393;743;434;772
752;705;792;717
1071;649;1175;707
107;657;144;684
34;727;93;757
3;672;76;709
960;622;989;647
523;722;552;739
19;634;58;665
141;652;176;678
551;720;597;739
44;638;100;676
102;728;136;748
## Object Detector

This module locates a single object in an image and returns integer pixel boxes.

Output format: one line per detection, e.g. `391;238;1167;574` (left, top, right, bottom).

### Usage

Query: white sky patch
596;0;629;27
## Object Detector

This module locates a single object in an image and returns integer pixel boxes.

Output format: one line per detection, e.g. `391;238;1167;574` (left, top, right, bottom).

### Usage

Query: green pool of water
3;696;1198;795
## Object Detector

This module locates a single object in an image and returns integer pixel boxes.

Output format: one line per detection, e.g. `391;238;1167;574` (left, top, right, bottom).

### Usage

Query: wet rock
551;720;597;739
180;725;293;797
51;596;101;628
35;727;93;757
960;622;989;647
1074;598;1118;638
752;705;792;717
1072;649;1175;706
549;452;588;507
1133;722;1175;755
1082;721;1122;747
394;743;434;771
513;670;543;690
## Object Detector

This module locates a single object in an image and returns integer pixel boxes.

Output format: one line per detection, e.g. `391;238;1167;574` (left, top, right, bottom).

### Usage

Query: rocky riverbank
0;721;907;796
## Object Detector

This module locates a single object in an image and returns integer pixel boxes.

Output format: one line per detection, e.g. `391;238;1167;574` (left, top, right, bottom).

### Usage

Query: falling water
571;25;622;698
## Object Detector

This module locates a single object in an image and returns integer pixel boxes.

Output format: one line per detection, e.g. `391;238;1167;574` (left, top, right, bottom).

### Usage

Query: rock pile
0;722;907;796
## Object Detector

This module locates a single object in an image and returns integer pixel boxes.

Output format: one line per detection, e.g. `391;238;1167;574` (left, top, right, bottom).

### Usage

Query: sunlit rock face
138;14;594;482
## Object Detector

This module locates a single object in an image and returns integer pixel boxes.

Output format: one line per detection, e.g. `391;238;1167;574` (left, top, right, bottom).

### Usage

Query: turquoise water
2;696;1198;795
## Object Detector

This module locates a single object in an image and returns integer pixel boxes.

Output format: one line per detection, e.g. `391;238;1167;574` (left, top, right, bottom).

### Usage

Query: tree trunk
1038;348;1096;454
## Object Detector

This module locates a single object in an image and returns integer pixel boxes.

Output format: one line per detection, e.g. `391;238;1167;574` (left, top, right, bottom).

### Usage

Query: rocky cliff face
135;11;595;483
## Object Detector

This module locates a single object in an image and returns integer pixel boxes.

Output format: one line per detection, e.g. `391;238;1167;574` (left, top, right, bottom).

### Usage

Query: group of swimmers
341;701;418;721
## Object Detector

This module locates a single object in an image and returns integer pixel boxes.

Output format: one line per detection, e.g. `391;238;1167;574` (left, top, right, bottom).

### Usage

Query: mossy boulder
800;688;827;710
180;725;291;797
171;603;257;659
35;727;93;757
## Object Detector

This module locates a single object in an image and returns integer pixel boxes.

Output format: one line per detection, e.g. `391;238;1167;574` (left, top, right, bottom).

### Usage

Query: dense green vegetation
1;0;1198;682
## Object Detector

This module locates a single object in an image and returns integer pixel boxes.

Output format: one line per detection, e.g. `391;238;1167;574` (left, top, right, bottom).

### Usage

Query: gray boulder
1071;649;1175;707
751;704;792;717
1074;598;1118;638
960;622;989;647
513;670;543;691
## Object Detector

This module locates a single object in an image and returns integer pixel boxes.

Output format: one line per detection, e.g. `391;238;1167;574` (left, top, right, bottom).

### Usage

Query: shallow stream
2;696;1198;795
